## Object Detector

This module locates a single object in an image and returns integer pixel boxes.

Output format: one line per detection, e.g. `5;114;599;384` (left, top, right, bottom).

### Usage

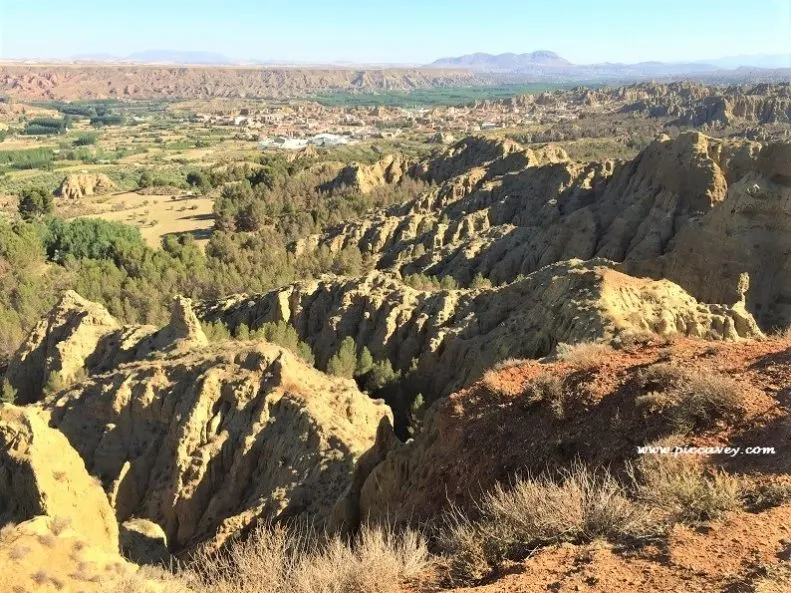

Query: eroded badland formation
1;66;791;593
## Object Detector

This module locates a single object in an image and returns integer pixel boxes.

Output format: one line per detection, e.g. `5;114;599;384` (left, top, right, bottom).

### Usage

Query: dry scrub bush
751;562;791;593
522;372;567;419
743;481;791;512
108;566;193;593
630;451;742;523
493;358;529;371
480;368;521;397
636;364;745;433
190;523;429;593
556;342;613;369
437;465;658;583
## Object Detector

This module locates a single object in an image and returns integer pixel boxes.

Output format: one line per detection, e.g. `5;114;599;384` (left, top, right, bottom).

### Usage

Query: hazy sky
1;0;790;64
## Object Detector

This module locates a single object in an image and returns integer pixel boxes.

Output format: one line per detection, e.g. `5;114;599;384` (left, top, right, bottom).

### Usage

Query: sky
1;0;790;64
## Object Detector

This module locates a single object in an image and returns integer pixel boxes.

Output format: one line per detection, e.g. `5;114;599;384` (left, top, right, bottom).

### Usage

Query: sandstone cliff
4;291;390;554
6;290;122;404
199;260;761;401
0;65;477;101
57;173;116;200
6;294;214;404
297;132;791;329
0;406;119;552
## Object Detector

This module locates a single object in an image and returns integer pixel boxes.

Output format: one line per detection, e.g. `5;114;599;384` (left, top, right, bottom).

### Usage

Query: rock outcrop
0;406;119;552
199;260;761;401
120;518;170;566
0;516;188;592
4;291;390;553
6;291;121;404
44;338;390;551
56;173;116;200
6;293;211;404
328;154;413;194
296;132;791;329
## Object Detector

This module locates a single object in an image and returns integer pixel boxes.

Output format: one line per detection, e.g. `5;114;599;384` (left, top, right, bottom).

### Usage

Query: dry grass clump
481;368;522;397
108;565;193;593
630;451;742;523
743;481;791;512
556;341;613;369
611;331;669;351
437;464;659;583
635;364;746;433
746;562;791;593
493;358;530;371
522;372;567;419
190;523;429;593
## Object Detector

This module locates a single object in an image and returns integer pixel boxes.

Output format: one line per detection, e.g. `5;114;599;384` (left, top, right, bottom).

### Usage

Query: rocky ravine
487;81;791;128
295;132;791;330
3;293;390;555
199;259;761;403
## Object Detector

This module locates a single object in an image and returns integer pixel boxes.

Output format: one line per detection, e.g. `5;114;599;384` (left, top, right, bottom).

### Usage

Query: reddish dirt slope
438;505;791;592
363;337;791;524
394;337;791;592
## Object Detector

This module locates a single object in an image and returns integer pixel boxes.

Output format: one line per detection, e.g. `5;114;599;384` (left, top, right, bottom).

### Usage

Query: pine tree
0;378;16;404
235;323;251;340
355;347;374;377
327;337;357;378
44;371;65;396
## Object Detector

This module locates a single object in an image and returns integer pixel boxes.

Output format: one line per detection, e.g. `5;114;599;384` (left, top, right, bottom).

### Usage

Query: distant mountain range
72;50;234;65
701;53;791;69
57;49;791;82
430;51;571;70
427;51;791;80
428;51;722;79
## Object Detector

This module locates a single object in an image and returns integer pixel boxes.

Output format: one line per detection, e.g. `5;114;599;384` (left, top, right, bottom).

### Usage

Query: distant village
190;96;583;149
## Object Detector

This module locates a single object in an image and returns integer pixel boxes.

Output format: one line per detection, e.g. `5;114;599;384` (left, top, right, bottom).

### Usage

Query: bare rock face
297;132;791;329
0;406;119;552
45;340;390;552
5;293;210;404
6;291;121;404
0;516;186;592
5;291;389;552
654;140;791;327
120;518;170;565
199;260;761;401
56;173;116;200
135;296;209;356
329;154;413;194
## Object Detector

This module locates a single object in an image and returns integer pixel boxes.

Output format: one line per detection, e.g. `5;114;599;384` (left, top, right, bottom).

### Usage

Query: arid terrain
1;66;791;593
0;64;478;101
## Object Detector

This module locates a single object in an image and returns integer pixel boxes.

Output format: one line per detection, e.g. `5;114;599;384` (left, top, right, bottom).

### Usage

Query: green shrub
364;359;401;391
44;218;145;262
73;133;98;146
43;371;65;396
355;346;374;376
203;321;233;342
17;186;54;221
0;147;54;170
246;321;315;365
23;117;70;135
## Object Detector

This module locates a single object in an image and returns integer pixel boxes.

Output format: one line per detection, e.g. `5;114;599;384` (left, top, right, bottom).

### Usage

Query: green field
312;83;599;107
